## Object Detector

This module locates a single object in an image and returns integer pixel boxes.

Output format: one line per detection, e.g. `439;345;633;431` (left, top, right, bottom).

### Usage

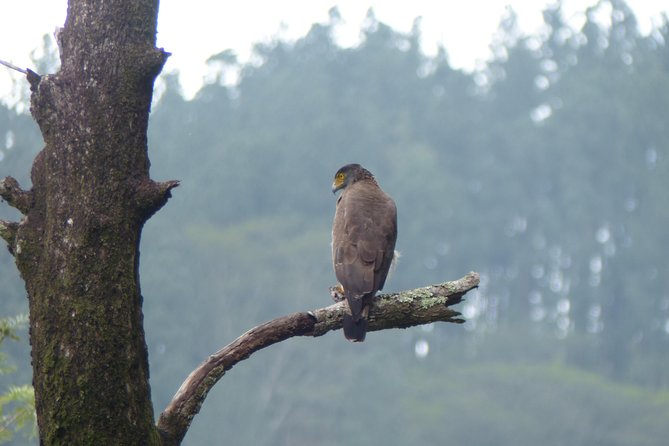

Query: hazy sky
1;1;667;99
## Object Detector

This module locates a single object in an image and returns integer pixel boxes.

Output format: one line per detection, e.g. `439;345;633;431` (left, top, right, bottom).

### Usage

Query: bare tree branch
0;59;41;89
0;177;32;215
156;271;479;445
135;179;180;222
0;219;19;254
0;59;27;74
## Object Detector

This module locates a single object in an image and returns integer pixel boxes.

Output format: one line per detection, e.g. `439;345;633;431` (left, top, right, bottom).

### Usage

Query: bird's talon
329;285;345;302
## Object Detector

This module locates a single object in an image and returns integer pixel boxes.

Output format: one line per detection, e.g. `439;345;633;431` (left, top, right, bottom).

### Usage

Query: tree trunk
2;1;173;443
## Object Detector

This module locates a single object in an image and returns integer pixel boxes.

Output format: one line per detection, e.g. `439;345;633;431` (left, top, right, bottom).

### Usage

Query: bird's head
332;163;373;194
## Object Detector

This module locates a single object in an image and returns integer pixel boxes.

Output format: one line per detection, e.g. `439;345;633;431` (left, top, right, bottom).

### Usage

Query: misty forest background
2;1;669;444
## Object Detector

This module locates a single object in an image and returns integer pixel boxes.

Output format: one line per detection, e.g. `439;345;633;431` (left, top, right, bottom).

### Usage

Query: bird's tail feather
346;294;364;322
343;314;367;342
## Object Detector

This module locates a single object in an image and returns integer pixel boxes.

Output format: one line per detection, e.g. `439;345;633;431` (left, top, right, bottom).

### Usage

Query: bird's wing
333;195;375;302
372;193;397;292
332;183;397;301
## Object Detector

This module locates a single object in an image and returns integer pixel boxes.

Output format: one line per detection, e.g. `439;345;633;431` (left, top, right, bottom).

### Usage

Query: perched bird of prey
331;164;398;342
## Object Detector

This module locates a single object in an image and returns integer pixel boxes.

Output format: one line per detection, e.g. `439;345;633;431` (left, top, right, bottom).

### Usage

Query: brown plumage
331;164;397;342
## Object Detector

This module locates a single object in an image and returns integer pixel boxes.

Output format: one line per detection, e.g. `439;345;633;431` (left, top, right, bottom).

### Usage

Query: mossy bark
8;1;172;443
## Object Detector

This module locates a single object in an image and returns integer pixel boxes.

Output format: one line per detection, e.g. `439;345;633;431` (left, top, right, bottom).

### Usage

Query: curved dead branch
156;271;479;445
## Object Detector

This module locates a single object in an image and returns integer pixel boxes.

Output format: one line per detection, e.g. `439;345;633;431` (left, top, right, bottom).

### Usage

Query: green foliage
0;385;35;444
0;316;35;444
0;317;24;344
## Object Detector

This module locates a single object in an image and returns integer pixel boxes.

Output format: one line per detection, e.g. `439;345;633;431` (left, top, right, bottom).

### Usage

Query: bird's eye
336;173;345;181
